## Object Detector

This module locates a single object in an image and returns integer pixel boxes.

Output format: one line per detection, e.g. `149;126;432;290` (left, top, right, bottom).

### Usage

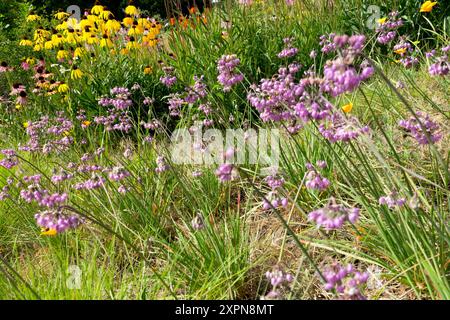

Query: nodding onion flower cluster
247;63;303;129
261;268;294;300
262;174;288;210
191;213;205;231
318;112;370;143
19;112;74;154
215;163;240;182
160;66;177;87
322;263;369;300
321;35;374;97
95;87;133;132
155;156;170;173
165;75;209;119
16;174;82;234
308;197;360;230
376;11;403;44
305;160;330;191
248;33;373;139
0;149;19;169
217;54;244;92
398;112;442;145
35;209;82;234
277;37;299;59
428;45;450;77
379;191;406;209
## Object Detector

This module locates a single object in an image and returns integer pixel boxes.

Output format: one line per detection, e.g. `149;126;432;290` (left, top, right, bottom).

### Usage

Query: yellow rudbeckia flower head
144;65;152;74
19;37;33;46
71;66;83;80
123;15;134;27
105;19;121;33
74;47;85;58
55;11;70;20
100;34;113;47
44;40;53;50
57;48;69;60
420;1;438;12
125;5;139;16
58;82;69;93
26;12;40;22
91;3;104;15
99;9;113;20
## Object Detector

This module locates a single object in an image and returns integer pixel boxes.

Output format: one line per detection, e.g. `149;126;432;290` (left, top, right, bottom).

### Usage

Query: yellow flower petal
420;1;437;12
342;102;353;113
41;228;57;236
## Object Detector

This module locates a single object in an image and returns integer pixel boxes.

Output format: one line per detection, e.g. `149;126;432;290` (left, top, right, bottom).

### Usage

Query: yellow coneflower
342;102;353;113
80;17;94;29
58;82;69;93
91;3;104;15
105;19;121;33
57;48;69;60
100;34;113;47
74;47;85;58
51;34;64;46
65;29;78;44
125;4;139;16
19;38;33;46
143;36;158;47
26;12;40;22
126;37;139;50
120;48;130;55
128;24;144;36
41;228;57;236
87;34;99;45
99;10;113;20
55;11;70;20
87;14;99;24
144;65;152;74
56;22;68;31
147;27;160;38
23;121;30;128
44;40;54;50
137;18;151;29
26;57;35;65
71;66;83;80
33;44;43;52
123;15;134;27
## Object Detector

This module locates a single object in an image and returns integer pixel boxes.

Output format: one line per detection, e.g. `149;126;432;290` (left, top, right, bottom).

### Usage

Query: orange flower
420;1;438;12
342;102;353;113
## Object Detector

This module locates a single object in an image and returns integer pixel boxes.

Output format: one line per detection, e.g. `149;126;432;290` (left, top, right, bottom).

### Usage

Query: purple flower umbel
398;112;442;145
322;263;369;300
308;197;360;230
217;54;244;92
